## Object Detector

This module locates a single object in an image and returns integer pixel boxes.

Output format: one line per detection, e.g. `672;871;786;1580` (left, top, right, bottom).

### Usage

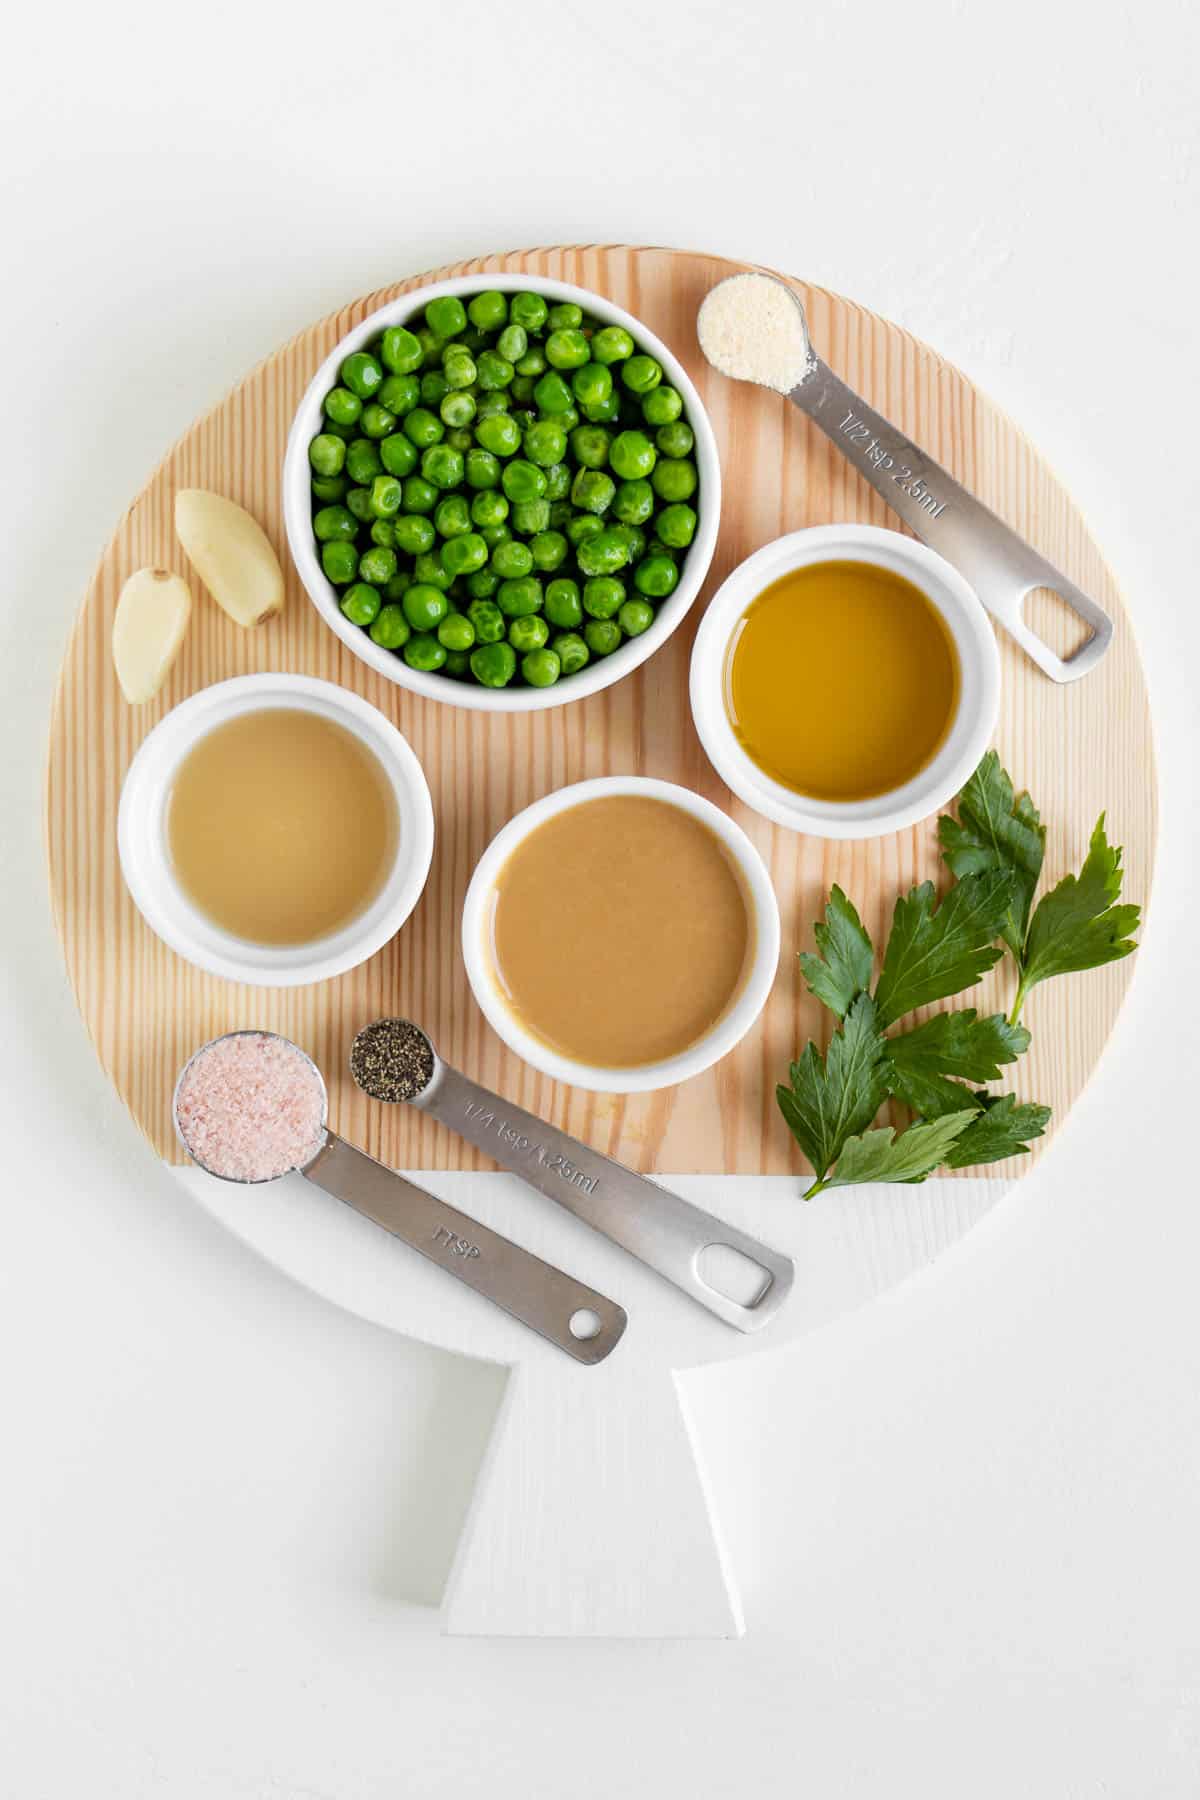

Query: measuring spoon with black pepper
350;1020;794;1335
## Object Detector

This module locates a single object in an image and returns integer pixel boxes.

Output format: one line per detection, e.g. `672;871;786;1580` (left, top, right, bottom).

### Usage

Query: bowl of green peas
283;276;720;709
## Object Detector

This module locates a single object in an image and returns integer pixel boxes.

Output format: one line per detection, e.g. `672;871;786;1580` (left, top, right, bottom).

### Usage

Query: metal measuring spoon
173;1031;626;1366
350;1020;794;1335
697;271;1113;684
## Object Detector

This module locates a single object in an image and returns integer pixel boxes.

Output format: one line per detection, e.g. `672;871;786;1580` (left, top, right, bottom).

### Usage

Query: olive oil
167;708;397;945
725;559;960;801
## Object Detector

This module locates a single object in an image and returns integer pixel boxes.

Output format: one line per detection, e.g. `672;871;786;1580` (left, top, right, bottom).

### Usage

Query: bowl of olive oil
689;525;1000;838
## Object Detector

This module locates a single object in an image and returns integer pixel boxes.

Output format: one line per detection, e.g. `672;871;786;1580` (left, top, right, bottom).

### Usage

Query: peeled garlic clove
112;568;193;704
174;489;284;628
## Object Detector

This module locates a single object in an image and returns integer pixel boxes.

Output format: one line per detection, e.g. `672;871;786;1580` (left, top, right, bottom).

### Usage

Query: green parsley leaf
820;1110;978;1191
886;1010;1030;1119
941;1092;1052;1167
1015;814;1141;1014
938;750;1045;957
776;993;890;1193
873;872;1014;1027
797;885;874;1019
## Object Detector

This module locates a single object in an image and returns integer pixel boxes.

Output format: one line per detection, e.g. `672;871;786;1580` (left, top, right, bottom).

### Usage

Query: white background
3;0;1199;1793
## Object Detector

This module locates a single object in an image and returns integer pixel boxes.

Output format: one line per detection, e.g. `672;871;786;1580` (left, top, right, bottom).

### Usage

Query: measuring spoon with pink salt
173;1030;626;1365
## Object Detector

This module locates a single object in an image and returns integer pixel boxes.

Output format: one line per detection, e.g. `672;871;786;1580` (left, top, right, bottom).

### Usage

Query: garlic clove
112;567;193;704
174;489;285;628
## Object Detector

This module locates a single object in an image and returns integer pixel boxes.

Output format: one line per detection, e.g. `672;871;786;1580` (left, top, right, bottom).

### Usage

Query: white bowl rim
282;272;722;712
117;673;435;988
460;775;781;1094
689;523;1001;839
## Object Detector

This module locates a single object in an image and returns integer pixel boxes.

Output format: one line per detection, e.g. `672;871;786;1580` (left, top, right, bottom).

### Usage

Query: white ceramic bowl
118;674;434;987
283;274;721;711
689;524;1001;838
461;776;780;1094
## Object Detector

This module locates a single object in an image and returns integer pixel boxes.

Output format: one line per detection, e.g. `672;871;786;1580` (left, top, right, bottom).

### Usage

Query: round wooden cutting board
45;246;1157;1183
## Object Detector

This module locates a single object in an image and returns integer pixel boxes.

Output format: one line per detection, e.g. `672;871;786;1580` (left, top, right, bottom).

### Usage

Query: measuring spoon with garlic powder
350;1020;794;1334
697;271;1113;684
173;1031;626;1366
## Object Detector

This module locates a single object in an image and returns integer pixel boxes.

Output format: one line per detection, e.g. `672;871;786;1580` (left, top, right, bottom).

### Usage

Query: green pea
421;443;465;491
465;447;502;489
614;523;647;563
509;292;548;333
420;371;450;407
401;475;438;514
545;328;591;370
566;511;605;546
634;553;679;598
618;598;655;638
508;613;549;654
492;539;534;579
553;631;590;676
572;469;616;514
442;349;477;390
369;604;411;650
622;354;662;394
547;301;583;332
468;290;508;331
549;499;573;530
320;417;357;441
412;552;455;593
501;459;547;505
577;528;630;577
655;502;697;549
359;545;398;585
468;598;506;643
516;346;547;377
380;326;423;374
441;532;488;577
583;619;622;657
480;521;514;548
341;582;381;627
402;583;450;632
441;647;469;676
539;465;568;505
590;325;635;365
496;323;528;363
465;569;500;601
471;489;508;529
324;386;362;427
313;504;357;543
321;540;359;585
529;530;568;572
416;326;441;361
511;498;551;534
345;439;383;484
497;575;543;618
311;475;349;503
345;486;374;521
476;350;516;391
642;385;682;426
572;362;612;410
392;514;434;556
583;575;625;619
656;420;694;459
612;478;654;525
309;433;346;477
440;389;477;429
434;494;471;537
569;425;610;469
476;413;522;457
521;647;561;688
436;611;476;652
609;430;657;481
384;571;412;602
378;372;420;417
425;295;467;340
558;403;581;430
370;476;403;518
533;371;573;415
581;390;620;424
379;432;418;477
369;519;396;549
341;352;384;400
404;632;447;672
360;403;397;439
470;640;518;687
545;578;583;629
652;458;698;502
524;420;567;468
404;408;444;449
510;376;534;405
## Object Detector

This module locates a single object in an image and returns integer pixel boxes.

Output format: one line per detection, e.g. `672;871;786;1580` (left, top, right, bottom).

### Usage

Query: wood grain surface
45;246;1157;1177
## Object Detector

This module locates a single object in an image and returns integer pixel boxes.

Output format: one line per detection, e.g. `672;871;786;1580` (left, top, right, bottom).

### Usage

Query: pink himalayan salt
174;1032;326;1182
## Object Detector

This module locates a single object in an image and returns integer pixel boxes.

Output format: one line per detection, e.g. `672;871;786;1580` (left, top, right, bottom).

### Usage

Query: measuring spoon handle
302;1134;626;1365
791;356;1113;684
413;1065;793;1333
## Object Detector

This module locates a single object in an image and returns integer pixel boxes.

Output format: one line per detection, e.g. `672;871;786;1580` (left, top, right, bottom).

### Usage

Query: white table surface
3;0;1199;1792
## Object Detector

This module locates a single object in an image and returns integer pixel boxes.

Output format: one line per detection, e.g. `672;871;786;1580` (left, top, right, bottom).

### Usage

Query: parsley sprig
777;754;1139;1197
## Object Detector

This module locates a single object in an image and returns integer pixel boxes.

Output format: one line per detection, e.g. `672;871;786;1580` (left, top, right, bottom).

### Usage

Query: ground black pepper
350;1018;436;1103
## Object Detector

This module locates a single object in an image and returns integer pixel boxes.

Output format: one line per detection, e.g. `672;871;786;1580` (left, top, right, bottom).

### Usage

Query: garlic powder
697;272;813;392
